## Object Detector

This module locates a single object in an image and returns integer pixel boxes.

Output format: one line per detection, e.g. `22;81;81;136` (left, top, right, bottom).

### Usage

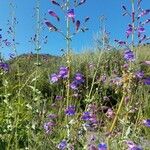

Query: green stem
66;0;71;108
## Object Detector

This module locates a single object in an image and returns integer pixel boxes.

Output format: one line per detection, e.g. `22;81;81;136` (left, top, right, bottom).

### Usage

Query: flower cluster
126;141;142;150
70;73;84;90
0;61;9;72
65;105;76;116
50;66;68;83
43;113;57;134
45;0;89;38
57;140;67;150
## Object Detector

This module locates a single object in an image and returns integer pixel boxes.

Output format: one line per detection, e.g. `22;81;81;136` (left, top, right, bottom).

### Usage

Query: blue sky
0;0;150;58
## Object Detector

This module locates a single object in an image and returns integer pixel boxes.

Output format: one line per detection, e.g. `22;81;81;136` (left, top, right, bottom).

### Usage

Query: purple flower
50;0;60;7
58;140;67;150
55;95;63;100
143;119;150;127
48;10;60;21
70;81;78;90
45;20;58;31
65;105;75;116
124;49;135;62
58;66;68;78
135;71;144;79
0;62;9;72
89;145;98;150
48;114;57;119
143;77;150;85
50;73;59;83
76;20;80;31
138;9;150;18
137;26;145;37
115;39;126;46
98;143;107;150
126;141;143;150
82;112;91;121
78;0;86;6
67;9;75;19
44;121;55;134
141;61;150;65
126;26;133;38
74;73;84;83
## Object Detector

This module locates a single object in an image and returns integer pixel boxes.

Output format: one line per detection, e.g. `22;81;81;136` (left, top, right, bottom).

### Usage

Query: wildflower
78;0;86;6
50;0;60;7
138;9;150;18
143;77;150;85
48;10;60;21
143;119;150;127
48;114;57;119
135;71;144;79
89;144;98;150
114;39;126;46
141;61;150;65
43;121;55;134
137;26;145;37
126;141;143;150
74;73;84;83
98;143;107;150
45;20;58;31
58;66;68;78
126;25;133;38
76;20;80;31
50;73;59;83
65;105;76;116
124;49;135;61
106;108;114;119
139;35;146;43
67;9;75;19
0;62;9;72
82;112;91;121
82;111;98;130
58;140;67;150
55;95;63;100
70;81;78;90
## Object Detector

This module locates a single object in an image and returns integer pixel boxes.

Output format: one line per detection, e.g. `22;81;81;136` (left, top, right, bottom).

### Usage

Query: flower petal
76;20;80;31
45;20;58;31
48;10;60;21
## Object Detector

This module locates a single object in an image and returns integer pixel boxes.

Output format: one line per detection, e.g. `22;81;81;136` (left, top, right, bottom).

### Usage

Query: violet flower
65;105;76;116
126;25;133;38
124;49;135;61
143;119;150;127
50;0;60;7
135;71;144;79
0;62;9;72
76;20;80;31
44;121;55;134
67;9;75;19
126;141;143;150
58;66;68;78
45;20;58;31
98;143;107;150
48;10;60;21
50;73;59;83
143;77;150;85
138;9;150;19
58;140;67;150
78;0;86;6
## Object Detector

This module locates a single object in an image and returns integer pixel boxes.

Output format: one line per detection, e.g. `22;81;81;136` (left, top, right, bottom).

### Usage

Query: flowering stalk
66;0;71;110
34;0;41;98
131;0;135;47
